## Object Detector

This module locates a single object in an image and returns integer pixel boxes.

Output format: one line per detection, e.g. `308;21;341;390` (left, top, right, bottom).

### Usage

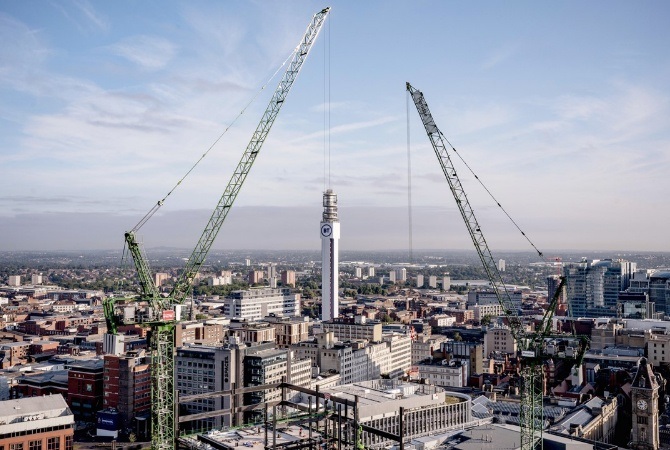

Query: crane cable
130;46;300;233
438;130;545;259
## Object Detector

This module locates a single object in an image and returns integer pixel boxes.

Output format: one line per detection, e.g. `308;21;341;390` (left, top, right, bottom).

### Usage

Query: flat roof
0;394;74;435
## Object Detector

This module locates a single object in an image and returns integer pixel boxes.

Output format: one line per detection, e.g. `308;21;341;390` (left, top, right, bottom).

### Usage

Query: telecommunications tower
320;189;340;321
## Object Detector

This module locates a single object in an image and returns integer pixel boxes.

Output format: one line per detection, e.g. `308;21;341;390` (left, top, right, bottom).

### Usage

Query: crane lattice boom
407;82;587;450
105;9;330;449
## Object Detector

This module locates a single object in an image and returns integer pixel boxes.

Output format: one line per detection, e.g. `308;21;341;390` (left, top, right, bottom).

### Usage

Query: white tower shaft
320;189;340;321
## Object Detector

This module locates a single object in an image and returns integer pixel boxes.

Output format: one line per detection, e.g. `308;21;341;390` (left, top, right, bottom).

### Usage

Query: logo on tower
321;223;332;237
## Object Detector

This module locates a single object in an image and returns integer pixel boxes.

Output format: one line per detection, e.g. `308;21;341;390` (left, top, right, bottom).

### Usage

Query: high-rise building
442;276;451;291
428;276;437;289
320;189;340;321
649;270;670;314
266;263;277;280
497;259;506;272
281;270;296;287
154;272;169;287
103;350;151;439
416;274;424;288
248;270;264;285
367;267;375;277
395;268;407;283
355;267;363;278
565;259;635;317
7;275;21;287
31;274;43;285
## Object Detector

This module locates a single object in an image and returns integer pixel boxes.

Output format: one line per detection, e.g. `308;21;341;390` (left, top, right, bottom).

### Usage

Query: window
29;441;42;450
47;438;59;450
10;445;24;450
638;416;648;424
65;436;73;450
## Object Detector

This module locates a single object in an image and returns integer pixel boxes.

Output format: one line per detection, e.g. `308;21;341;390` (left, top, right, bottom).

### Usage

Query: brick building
67;359;104;423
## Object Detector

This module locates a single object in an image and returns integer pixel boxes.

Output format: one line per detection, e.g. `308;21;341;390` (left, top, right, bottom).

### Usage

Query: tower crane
407;82;587;450
103;9;330;449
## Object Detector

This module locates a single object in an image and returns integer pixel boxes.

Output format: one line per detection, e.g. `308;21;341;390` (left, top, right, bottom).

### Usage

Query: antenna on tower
323;15;332;190
406;89;414;263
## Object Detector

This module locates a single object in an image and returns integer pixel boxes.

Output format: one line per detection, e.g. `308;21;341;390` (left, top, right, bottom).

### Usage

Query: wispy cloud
109;35;177;70
71;0;109;32
290;116;398;143
50;0;109;34
481;44;518;70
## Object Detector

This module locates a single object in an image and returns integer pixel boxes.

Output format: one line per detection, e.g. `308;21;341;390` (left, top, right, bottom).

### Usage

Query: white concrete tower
320;189;340;321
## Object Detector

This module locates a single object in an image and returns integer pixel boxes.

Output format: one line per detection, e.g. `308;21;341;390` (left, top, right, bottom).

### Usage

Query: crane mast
106;9;330;450
407;82;587;450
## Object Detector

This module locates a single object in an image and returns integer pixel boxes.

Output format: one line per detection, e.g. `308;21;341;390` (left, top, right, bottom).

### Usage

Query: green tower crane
104;9;330;449
407;82;587;450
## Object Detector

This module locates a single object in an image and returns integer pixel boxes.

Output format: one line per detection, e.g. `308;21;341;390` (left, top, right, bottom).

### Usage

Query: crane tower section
105;9;330;450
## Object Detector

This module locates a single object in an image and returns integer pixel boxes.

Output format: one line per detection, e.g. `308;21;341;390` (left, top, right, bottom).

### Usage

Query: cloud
481;44;518;70
50;0;109;34
71;0;109;32
290;116;399;143
109;35;177;70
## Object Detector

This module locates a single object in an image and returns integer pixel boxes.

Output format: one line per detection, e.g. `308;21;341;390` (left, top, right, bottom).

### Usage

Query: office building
103;350;151;440
649;270;670;313
67;359;104;422
322;316;382;342
264;315;310;348
223;288;300;321
0;395;74;450
565;259;636;317
176;342;245;431
320;189;340;321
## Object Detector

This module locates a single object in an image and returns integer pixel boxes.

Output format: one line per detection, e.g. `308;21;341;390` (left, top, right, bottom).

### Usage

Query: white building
223;288;300;321
31;274;43;285
320;189;340;321
498;259;506;272
442;276;451;290
416;274;424;288
417;359;466;387
367;267;375;277
395;268;407;283
428;276;437;288
7;275;21;287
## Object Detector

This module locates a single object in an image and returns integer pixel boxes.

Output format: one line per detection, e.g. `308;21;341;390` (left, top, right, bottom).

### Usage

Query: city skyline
1;1;669;252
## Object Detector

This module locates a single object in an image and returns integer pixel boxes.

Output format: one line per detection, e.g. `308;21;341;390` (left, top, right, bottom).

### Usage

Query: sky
1;1;670;254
